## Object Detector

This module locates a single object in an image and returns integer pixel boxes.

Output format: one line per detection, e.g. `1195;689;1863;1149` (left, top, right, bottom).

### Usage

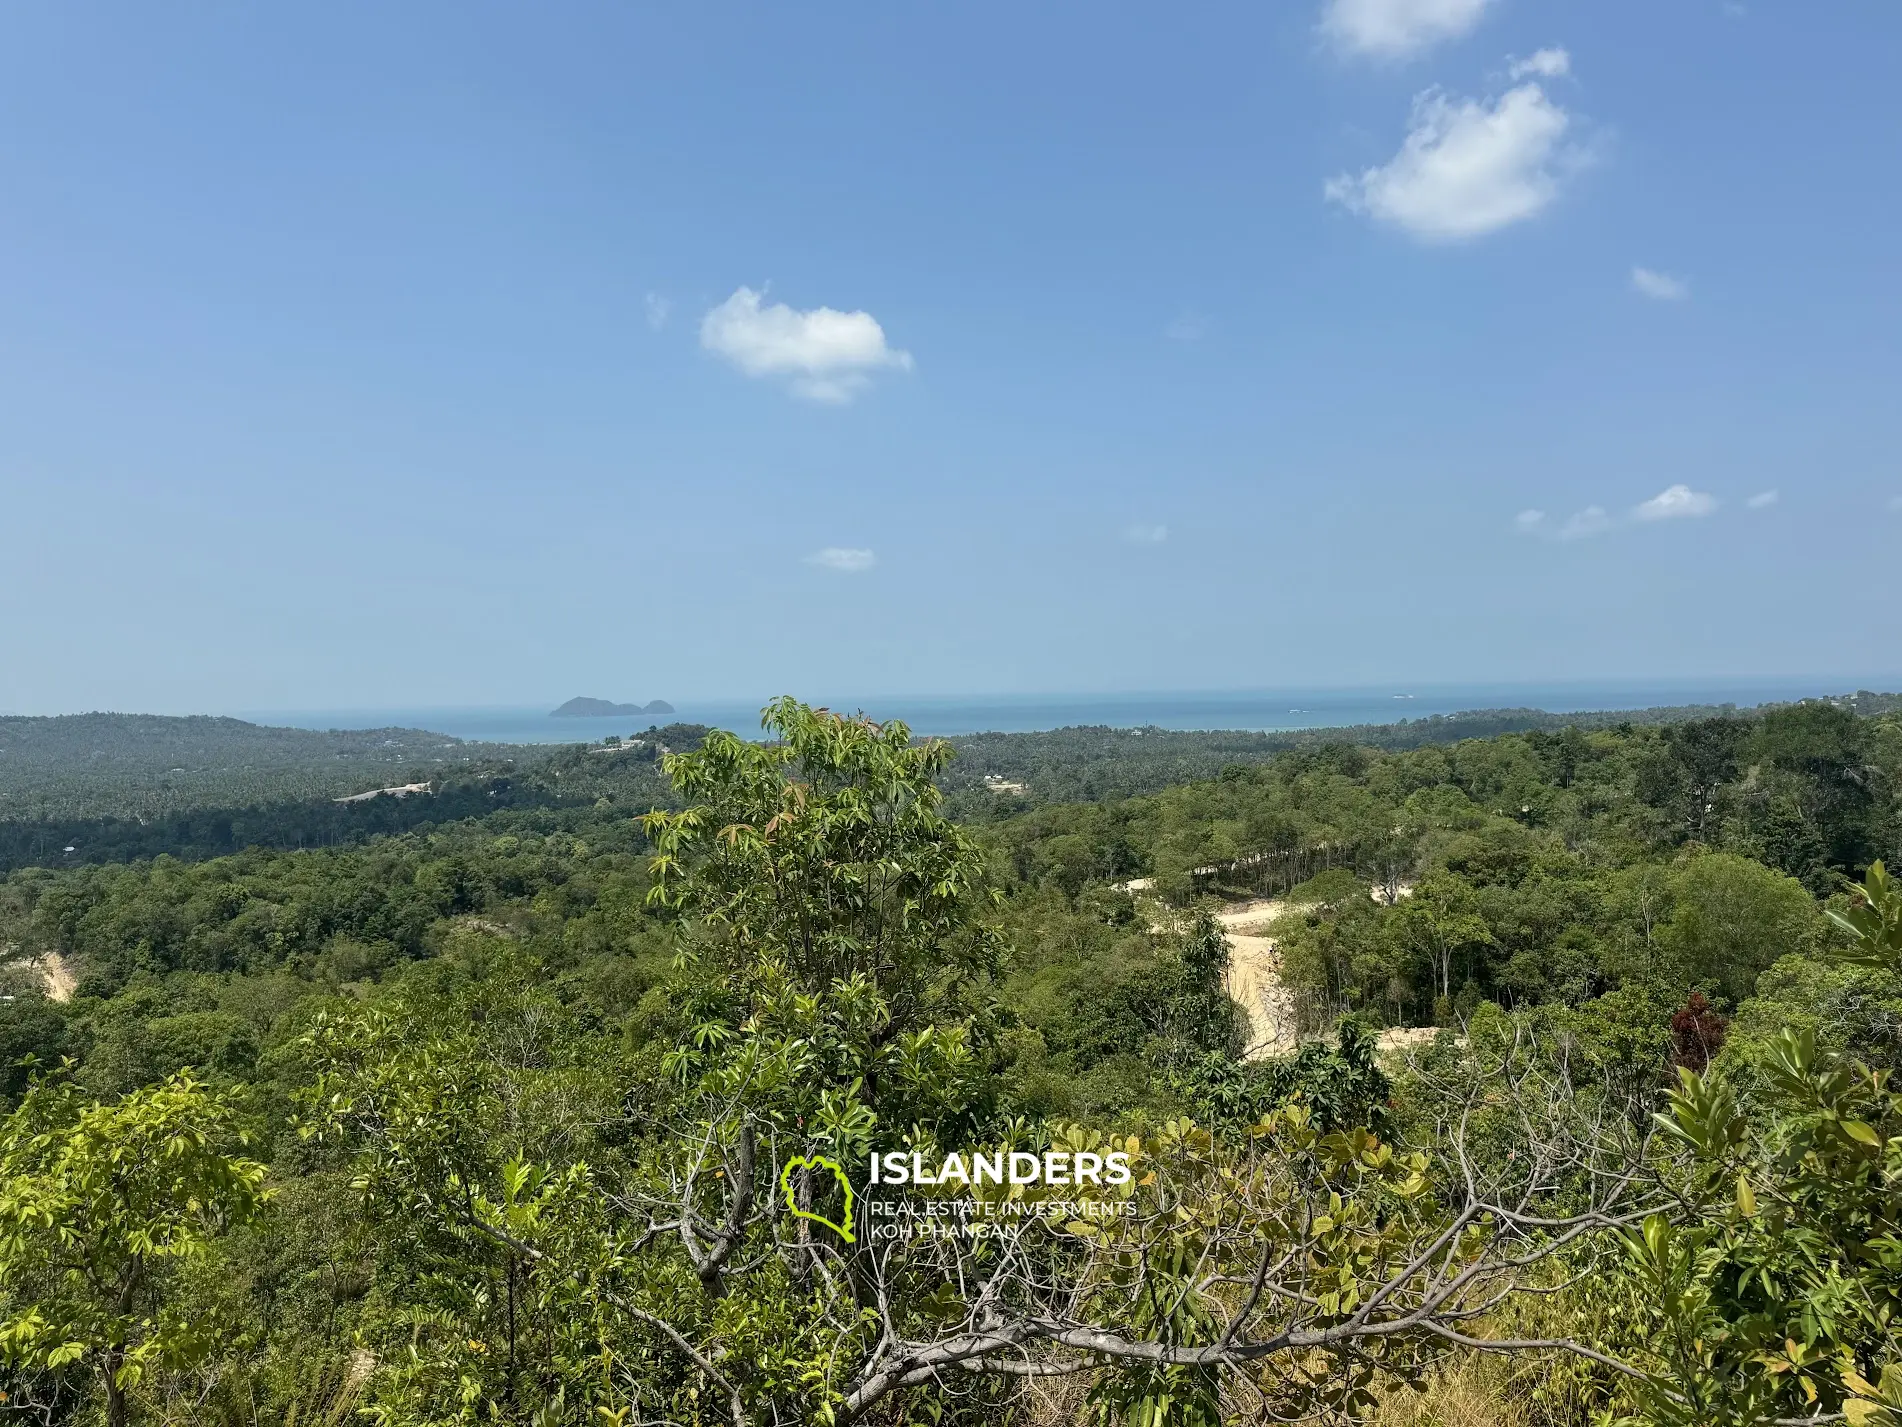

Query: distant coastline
550;696;676;719
234;677;1902;746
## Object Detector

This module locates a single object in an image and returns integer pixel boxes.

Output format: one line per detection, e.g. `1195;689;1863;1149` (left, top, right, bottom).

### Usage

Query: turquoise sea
235;677;1897;747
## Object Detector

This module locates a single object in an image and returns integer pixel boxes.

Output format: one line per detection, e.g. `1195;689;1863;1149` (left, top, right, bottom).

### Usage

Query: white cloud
1521;484;1729;541
1889;495;1902;514
1634;484;1718;521
701;287;912;403
1631;267;1689;301
644;292;670;331
1325;77;1577;241
1509;47;1571;79
1165;312;1208;342
1746;489;1779;510
1321;0;1495;59
1515;506;1612;541
1125;523;1169;545
805;547;876;574
1558;506;1613;541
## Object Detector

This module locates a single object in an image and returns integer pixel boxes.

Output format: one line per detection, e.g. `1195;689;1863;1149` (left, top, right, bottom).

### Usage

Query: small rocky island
550;697;676;718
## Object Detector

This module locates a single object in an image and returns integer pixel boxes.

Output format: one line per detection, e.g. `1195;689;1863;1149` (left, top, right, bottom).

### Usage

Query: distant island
550;697;676;718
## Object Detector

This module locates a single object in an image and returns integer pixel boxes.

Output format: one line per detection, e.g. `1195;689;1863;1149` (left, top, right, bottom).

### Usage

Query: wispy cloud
1889;496;1902;514
1124;523;1169;545
805;547;876;573
1519;486;1721;541
1634;484;1717;521
1320;0;1495;60
1746;490;1779;510
1165;313;1208;342
1631;267;1689;301
644;292;670;331
1559;506;1613;541
1515;507;1612;541
1508;47;1570;80
701;287;912;403
1324;67;1582;241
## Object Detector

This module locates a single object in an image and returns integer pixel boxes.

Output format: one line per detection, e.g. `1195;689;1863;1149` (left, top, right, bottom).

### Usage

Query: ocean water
234;677;1892;746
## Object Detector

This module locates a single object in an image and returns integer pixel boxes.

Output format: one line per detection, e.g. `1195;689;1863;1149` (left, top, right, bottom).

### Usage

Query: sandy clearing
1227;929;1299;1059
333;782;432;804
1196;887;1418;1061
1199;899;1303;1060
35;953;77;1002
1213;898;1292;933
1135;897;1297;1058
1131;877;1424;1061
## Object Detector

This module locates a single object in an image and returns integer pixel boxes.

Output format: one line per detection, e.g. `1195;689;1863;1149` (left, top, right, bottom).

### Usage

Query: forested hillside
2;698;1900;1424
10;693;1898;874
0;714;518;819
990;702;1900;1033
938;690;1902;812
0;723;715;873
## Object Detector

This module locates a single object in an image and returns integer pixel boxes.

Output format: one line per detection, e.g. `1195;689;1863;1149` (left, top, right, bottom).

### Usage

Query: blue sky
3;0;1898;715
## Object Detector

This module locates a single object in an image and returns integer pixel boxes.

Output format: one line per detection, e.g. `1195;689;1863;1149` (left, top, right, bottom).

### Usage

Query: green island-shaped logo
780;1154;856;1243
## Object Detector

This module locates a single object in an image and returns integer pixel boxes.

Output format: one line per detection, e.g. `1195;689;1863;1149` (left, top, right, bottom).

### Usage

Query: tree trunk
104;1352;128;1427
505;1254;517;1405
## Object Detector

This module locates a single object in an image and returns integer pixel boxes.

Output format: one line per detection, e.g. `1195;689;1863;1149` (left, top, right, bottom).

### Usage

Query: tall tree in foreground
304;701;1673;1425
0;1074;267;1427
642;694;1009;1141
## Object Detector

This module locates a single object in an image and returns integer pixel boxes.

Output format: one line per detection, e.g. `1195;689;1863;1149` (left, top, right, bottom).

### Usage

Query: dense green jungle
0;716;526;821
4;695;1902;1426
10;694;1900;873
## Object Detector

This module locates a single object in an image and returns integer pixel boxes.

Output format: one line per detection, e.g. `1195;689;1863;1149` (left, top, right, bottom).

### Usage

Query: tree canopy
0;697;1899;1424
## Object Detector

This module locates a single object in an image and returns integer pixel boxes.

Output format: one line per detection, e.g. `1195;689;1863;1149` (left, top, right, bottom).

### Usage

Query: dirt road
1212;899;1299;1060
1207;887;1419;1060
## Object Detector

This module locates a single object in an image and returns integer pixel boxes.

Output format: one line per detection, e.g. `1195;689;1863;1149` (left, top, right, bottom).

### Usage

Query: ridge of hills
935;690;1902;808
0;713;519;820
0;692;1898;873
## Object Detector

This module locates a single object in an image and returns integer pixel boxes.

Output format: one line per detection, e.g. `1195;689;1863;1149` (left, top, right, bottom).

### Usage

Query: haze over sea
238;677;1896;747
